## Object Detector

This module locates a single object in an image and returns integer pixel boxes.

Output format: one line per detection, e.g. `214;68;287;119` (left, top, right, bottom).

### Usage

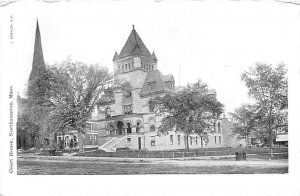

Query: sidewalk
17;153;286;164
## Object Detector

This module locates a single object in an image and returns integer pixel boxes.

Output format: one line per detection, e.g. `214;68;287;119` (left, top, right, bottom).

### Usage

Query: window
177;135;181;145
190;137;192;145
64;136;70;147
196;137;198;145
152;65;154;70
201;137;203;147
215;136;217;144
127;138;131;143
149;101;155;112
136;122;140;133
73;135;77;147
122;65;124;70
123;86;132;98
150;125;155;132
125;64;128;70
148;82;155;90
105;107;111;118
126;123;132;134
90;135;96;145
91;123;99;131
118;66;120;70
124;105;133;114
132;62;134;67
218;122;221;133
170;135;173;145
219;136;222;144
108;123;114;136
151;136;155;146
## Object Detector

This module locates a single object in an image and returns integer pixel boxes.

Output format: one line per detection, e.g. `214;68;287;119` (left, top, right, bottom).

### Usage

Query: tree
241;63;288;158
41;61;112;151
229;104;258;146
154;80;224;151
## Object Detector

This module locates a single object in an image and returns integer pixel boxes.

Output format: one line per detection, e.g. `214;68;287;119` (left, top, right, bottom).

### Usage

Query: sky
2;0;299;114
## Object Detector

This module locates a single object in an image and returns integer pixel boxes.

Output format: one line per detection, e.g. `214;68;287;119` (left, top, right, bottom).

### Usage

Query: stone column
132;127;136;134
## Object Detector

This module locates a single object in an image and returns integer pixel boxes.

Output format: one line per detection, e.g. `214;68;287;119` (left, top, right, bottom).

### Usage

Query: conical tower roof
118;26;152;59
151;51;158;62
29;20;46;81
113;51;119;61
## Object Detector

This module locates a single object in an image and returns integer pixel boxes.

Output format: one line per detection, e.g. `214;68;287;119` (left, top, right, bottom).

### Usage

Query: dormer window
149;101;155;112
148;82;155;90
123;85;132;98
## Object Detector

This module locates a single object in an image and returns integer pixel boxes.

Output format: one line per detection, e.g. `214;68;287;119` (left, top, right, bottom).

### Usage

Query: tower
28;19;46;100
113;25;158;74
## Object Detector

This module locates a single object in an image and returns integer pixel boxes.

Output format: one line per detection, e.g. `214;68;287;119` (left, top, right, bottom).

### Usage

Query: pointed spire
29;19;46;81
113;51;119;61
152;50;157;62
118;26;152;59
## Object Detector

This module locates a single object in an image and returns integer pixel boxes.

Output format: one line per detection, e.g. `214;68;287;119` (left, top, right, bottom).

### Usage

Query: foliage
241;63;288;156
17;99;49;149
42;61;111;134
229;104;258;143
154;80;224;150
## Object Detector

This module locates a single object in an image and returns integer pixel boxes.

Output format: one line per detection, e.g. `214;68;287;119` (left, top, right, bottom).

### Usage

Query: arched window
136;122;140;133
105;107;111;118
149;101;155;112
107;123;114;136
123;85;132;98
150;125;155;132
126;122;132;134
90;135;96;145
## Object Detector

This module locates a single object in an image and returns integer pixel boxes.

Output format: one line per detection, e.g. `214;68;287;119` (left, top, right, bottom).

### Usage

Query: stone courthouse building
84;26;225;151
19;21;226;151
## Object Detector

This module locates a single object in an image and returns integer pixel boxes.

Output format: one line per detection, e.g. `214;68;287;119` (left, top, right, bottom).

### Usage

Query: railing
80;147;289;158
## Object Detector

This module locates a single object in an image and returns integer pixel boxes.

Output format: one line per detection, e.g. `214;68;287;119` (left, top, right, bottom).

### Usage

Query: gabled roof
140;70;175;97
163;74;174;82
117;26;152;60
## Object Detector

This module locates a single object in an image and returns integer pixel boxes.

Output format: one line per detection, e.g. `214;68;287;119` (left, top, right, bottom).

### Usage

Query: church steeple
28;19;47;99
29;19;46;81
